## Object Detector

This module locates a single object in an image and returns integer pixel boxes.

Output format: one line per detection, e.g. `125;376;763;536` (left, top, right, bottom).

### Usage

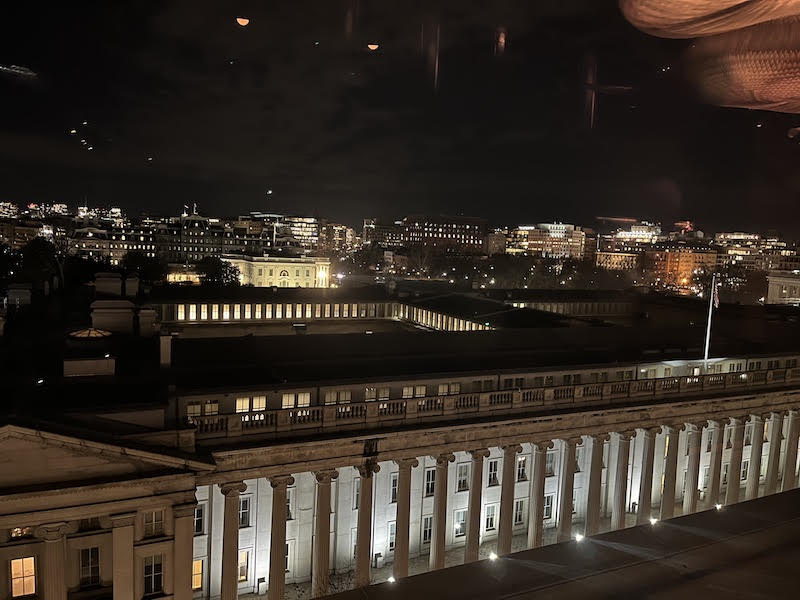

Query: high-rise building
362;218;404;248
507;223;585;259
284;216;319;251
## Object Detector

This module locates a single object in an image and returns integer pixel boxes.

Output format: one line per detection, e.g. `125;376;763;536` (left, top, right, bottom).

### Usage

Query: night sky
1;0;800;233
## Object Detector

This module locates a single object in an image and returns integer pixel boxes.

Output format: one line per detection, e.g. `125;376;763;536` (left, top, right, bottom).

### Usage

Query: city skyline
3;2;800;233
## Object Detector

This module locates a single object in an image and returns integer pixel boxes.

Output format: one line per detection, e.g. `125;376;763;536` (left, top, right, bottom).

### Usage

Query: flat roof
148;284;394;303
328;489;800;600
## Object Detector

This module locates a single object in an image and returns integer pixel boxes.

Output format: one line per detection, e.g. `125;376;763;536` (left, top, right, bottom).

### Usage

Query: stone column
660;424;683;520
706;420;725;507
746;415;766;500
636;428;658;525
312;470;339;598
683;423;703;515
465;449;489;562
497;444;522;555
355;462;379;587
429;453;455;570
611;431;634;530
725;417;745;505
781;410;800;492
268;475;295;600
765;412;785;496
393;458;419;577
34;522;75;600
556;438;580;542
110;513;135;600
220;481;247;600
584;434;608;536
173;503;197;600
527;441;552;548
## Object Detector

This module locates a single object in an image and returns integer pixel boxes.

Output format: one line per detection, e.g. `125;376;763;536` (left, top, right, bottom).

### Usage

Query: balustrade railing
188;367;799;440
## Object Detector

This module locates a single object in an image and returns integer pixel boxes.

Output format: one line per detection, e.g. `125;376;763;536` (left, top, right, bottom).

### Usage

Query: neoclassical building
3;324;800;600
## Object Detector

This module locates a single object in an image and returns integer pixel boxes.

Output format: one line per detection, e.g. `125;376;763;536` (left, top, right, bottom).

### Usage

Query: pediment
0;426;197;492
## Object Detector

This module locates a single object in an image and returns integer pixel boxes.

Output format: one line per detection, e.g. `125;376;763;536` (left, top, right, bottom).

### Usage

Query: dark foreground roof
329;489;800;600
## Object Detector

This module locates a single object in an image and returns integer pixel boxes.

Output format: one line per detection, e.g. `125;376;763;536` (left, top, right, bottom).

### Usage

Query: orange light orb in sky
236;17;250;27
367;43;379;51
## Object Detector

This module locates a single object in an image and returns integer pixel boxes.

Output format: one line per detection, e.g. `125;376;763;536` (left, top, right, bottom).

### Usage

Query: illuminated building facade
221;255;331;288
402;215;486;254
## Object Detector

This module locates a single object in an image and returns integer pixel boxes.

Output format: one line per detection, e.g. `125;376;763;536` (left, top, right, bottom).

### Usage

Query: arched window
279;270;289;277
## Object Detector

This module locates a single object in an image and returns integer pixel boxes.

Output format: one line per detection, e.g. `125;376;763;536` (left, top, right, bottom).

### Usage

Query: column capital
468;448;490;459
707;418;728;427
314;469;340;484
770;410;788;418
559;436;583;447
355;460;380;478
727;415;747;424
173;502;198;518
586;433;610;443
532;440;554;451
394;457;420;469
747;413;765;424
501;444;523;455
109;512;137;528
33;521;76;542
685;421;706;432
219;481;248;497
638;426;661;437
615;430;636;441
433;453;456;466
269;474;295;489
661;423;685;434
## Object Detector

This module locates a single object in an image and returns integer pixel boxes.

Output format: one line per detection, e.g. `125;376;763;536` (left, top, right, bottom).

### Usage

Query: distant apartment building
0;202;19;219
222;254;331;288
507;223;585;259
644;244;718;288
766;271;800;305
403;215;486;254
484;230;507;256
595;251;640;271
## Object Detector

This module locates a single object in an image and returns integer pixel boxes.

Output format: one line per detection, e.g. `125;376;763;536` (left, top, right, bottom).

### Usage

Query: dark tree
121;251;166;283
20;238;58;287
196;256;240;286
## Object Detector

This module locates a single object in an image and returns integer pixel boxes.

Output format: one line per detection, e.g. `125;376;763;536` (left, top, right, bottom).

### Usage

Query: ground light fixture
575;533;585;542
715;503;722;510
387;576;396;583
649;517;658;525
488;552;498;560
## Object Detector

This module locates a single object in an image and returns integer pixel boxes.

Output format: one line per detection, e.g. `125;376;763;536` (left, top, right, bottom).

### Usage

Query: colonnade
213;409;800;598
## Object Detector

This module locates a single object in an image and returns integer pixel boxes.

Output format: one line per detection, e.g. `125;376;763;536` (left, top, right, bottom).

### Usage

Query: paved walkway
253;497;732;600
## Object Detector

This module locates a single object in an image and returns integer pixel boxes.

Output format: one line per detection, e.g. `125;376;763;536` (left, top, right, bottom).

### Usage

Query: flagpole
703;272;716;366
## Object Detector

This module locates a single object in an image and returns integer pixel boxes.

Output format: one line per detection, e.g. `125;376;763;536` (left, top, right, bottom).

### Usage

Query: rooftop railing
189;368;800;442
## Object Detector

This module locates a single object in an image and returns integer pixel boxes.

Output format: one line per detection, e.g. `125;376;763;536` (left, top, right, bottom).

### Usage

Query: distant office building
362;218;404;248
222;254;331;288
508;223;585;259
596;251;640;271
766;271;800;305
284;216;319;251
0;219;43;249
615;221;661;244
402;215;486;253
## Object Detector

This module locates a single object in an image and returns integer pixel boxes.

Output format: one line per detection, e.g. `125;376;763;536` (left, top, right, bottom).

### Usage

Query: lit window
255;304;262;319
390;473;398;503
233;304;241;319
244;304;251;319
543;495;554;519
200;304;207;320
414;385;426;398
177;304;185;320
239;497;251;528
11;556;35;597
402;386;414;399
222;304;230;319
191;558;203;589
297;392;310;407
365;387;377;401
79;547;100;587
252;396;266;411
143;510;164;537
238;550;249;582
235;397;249;413
212;304;219;319
143;555;163;595
188;304;197;320
282;393;295;409
545;451;557;477
266;304;273;319
454;509;467;537
517;456;528;481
